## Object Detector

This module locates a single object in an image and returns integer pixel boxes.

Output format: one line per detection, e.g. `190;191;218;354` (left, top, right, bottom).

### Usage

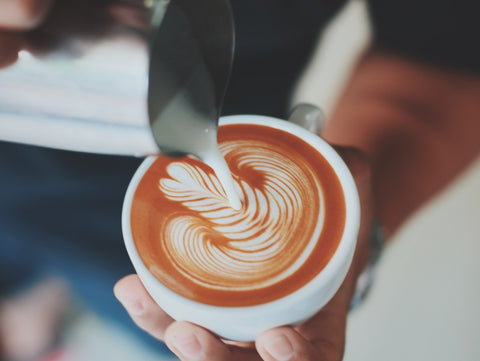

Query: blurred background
1;1;479;360
300;2;480;359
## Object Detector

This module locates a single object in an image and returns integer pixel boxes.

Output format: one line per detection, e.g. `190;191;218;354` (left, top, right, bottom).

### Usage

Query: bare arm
323;50;480;236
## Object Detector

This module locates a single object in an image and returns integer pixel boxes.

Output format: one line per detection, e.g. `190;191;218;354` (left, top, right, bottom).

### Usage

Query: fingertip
114;274;174;341
113;274;142;300
113;274;149;317
165;322;204;360
257;327;321;361
256;328;295;361
165;321;232;361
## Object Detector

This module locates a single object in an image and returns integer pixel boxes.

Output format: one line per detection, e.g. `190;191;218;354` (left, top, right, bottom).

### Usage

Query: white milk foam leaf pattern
158;139;325;291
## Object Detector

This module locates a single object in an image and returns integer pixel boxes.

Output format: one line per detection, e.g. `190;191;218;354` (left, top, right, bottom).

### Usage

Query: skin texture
2;1;479;360
323;50;480;234
0;0;53;30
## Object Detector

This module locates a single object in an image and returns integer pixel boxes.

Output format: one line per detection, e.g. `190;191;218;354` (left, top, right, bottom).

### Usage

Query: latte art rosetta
159;140;325;292
131;123;346;306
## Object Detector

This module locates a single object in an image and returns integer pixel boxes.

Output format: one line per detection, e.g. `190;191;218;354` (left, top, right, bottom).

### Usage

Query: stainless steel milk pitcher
0;0;235;157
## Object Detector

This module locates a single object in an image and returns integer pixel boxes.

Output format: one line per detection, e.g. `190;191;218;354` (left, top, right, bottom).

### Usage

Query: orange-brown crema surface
131;123;346;307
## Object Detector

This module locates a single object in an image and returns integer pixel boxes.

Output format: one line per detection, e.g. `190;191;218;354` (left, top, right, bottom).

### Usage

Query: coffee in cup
122;114;359;341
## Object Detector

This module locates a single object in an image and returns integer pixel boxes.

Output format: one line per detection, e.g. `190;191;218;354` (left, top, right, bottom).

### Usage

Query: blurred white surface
63;314;176;361
344;159;480;361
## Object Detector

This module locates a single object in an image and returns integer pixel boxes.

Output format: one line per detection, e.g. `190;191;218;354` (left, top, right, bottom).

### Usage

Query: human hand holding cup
120;111;360;342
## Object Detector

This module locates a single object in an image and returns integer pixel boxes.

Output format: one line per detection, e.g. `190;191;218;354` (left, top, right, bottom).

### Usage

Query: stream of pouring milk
150;108;241;210
200;142;243;210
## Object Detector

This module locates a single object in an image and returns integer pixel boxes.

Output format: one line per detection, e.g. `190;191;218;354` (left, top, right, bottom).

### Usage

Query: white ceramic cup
122;114;360;342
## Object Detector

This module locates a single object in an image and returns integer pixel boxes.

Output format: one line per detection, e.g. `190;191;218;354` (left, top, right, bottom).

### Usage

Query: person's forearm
322;49;480;236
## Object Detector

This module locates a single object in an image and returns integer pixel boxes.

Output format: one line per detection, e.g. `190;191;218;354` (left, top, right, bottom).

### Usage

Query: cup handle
288;103;325;134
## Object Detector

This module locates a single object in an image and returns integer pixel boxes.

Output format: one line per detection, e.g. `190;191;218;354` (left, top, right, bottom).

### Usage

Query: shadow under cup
122;115;360;341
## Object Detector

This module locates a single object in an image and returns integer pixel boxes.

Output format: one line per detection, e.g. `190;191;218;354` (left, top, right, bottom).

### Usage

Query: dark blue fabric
224;0;346;117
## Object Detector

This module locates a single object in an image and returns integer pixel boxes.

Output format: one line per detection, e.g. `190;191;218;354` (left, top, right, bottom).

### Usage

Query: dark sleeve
224;0;349;117
368;0;480;74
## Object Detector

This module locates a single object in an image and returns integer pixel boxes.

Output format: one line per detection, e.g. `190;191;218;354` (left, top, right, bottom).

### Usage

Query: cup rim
122;114;360;314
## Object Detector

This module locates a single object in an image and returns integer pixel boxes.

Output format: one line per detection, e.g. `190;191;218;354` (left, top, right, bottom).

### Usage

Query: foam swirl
158;139;325;292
